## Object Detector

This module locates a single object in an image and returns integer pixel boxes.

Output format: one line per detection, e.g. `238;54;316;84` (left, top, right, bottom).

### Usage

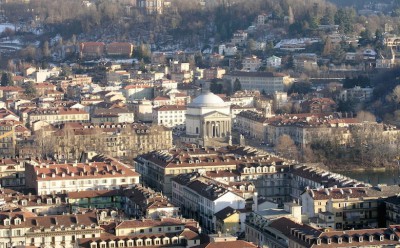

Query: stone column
224;121;227;136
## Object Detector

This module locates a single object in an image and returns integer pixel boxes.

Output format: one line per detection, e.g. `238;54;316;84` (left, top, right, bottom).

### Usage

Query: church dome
190;91;227;107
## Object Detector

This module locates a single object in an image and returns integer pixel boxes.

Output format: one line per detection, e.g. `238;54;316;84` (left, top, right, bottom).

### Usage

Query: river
333;169;400;186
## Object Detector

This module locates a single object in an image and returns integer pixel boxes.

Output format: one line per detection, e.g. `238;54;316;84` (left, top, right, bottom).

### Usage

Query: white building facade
153;105;187;129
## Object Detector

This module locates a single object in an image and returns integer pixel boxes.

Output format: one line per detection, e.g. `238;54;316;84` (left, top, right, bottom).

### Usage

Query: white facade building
172;174;247;233
25;160;140;195
153;105;186;129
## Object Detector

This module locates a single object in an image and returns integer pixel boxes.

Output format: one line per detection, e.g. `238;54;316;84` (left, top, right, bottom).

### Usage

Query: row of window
40;178;135;188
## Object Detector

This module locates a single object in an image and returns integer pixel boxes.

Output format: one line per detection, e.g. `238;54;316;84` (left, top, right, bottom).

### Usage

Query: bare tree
275;134;299;161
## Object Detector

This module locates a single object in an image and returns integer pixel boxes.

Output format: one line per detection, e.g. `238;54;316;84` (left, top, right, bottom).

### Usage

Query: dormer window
369;235;373;242
14;218;21;225
338;237;342;244
327;238;331;244
348;237;353;243
4;219;10;226
390;234;395;240
47;198;52;204
359;236;363;242
37;199;41;204
316;238;321;245
380;235;384;241
21;200;27;206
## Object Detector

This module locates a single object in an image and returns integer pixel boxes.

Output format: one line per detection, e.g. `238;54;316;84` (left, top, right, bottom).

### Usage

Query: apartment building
51;122;172;160
91;107;134;123
153;92;190;107
79;42;105;58
0;158;25;188
136;146;294;204
266;115;360;147
242;56;262;72
25;159;140;195
78;218;201;248
124;184;180;219
135;146;263;196
236;110;268;143
172;172;254;232
0;86;23;101
301;185;400;230
152;105;186;129
27;107;90;125
291;164;368;202
5;191;68;216
384;196;400;225
135;147;237;196
231;30;248;46
130;99;153;122
203;67;226;81
228;90;259;107
0;208;102;248
224;71;292;94
0;121;16;158
245;204;302;247
251;217;400;248
106;42;134;57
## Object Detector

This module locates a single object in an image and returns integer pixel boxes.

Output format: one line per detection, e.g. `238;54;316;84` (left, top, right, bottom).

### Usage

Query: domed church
183;90;232;146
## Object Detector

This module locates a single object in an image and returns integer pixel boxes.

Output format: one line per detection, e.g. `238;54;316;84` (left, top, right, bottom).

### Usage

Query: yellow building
215;207;243;235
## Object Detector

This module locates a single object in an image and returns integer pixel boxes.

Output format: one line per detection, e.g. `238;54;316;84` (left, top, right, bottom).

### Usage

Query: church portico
203;120;231;138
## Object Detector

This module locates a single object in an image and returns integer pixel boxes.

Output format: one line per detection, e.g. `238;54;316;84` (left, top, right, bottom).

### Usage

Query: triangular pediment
202;111;231;119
